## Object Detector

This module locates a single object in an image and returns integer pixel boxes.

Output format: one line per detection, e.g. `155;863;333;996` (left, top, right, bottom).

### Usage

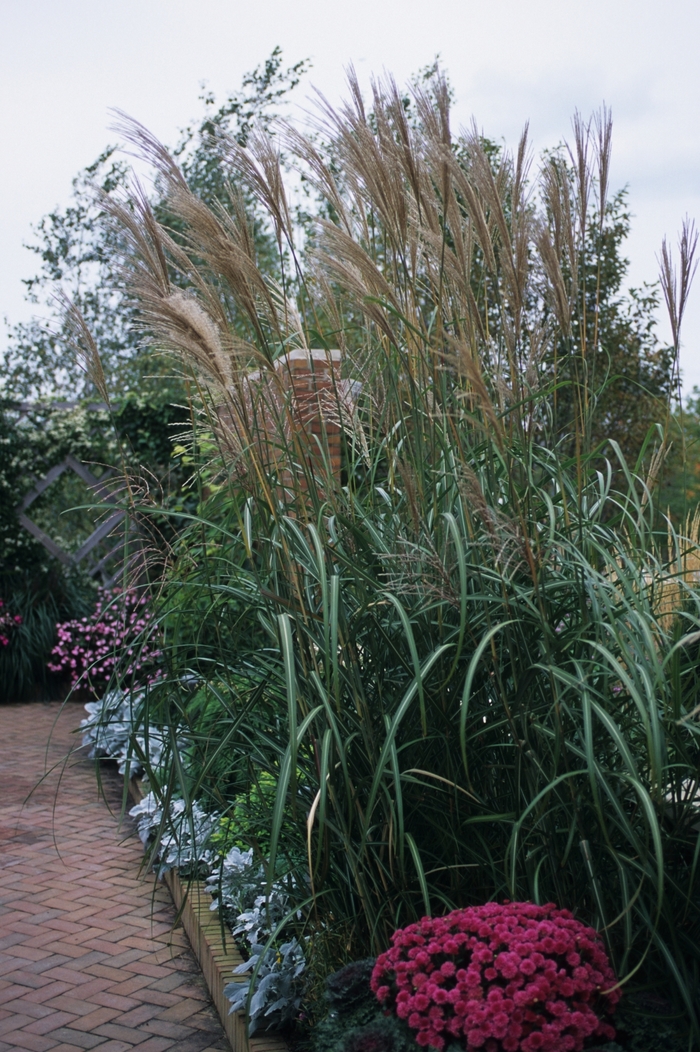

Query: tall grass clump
79;75;700;1038
0;570;96;701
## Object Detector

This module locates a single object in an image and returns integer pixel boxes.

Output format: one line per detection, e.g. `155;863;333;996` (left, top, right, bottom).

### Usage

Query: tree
1;149;134;400
547;184;674;466
0;48;310;403
656;389;700;522
0;50;313;698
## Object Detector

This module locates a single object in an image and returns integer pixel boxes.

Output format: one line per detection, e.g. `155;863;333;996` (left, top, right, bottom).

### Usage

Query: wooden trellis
14;357;346;584
12;402;140;586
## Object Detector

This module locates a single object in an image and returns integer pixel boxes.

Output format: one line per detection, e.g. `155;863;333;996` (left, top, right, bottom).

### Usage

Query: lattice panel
16;454;130;585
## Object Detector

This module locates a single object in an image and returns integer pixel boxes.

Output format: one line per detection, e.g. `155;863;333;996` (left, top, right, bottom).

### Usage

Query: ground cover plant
82;689;308;1033
81;688;166;774
67;67;700;1048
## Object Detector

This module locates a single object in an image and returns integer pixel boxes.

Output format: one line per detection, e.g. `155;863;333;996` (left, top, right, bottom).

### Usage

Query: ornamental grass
69;72;700;1042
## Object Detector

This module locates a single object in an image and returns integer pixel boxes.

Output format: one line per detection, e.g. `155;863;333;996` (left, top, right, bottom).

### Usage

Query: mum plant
371;903;620;1051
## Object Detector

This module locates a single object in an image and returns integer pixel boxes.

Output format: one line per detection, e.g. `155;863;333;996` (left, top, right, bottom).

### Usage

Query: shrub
371;903;620;1052
48;586;160;692
0;568;96;702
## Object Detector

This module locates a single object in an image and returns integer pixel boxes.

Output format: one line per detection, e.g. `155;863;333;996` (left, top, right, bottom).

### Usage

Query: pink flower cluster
371;902;620;1052
0;599;22;647
48;587;161;692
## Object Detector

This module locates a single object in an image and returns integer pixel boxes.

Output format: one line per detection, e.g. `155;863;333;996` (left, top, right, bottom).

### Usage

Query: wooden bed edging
127;777;288;1052
164;869;288;1052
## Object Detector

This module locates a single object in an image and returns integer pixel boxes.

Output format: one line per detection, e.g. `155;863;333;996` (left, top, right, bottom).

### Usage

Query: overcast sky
1;0;699;391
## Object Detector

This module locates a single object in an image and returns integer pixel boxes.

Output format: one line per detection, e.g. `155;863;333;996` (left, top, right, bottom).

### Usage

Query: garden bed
127;776;288;1052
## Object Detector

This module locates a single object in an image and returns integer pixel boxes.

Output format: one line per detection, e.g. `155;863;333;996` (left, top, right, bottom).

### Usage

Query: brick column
275;349;343;482
216;348;345;498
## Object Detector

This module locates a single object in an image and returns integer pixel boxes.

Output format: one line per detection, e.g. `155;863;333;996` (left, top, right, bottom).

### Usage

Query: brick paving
0;702;229;1052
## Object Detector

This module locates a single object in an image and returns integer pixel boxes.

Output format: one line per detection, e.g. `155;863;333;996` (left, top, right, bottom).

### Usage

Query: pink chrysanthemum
371;902;620;1052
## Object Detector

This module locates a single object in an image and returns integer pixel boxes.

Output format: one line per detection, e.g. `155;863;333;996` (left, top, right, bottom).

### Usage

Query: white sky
1;0;699;392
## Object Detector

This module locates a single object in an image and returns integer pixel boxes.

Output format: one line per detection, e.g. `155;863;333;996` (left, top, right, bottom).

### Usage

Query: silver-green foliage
213;846;306;1034
224;936;306;1035
82;690;166;775
128;791;217;873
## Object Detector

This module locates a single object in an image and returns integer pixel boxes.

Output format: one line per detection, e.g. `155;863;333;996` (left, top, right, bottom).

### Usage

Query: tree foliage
0;48;310;402
656;389;700;522
551;188;675;464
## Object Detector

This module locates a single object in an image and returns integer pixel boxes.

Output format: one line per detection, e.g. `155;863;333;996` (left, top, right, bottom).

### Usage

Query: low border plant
128;794;308;1032
310;958;417;1052
129;791;219;874
50;586;160;693
87;694;308;1034
211;844;306;1033
81;689;166;775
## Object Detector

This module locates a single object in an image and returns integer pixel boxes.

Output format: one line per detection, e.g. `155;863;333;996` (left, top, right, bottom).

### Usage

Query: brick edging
127;777;288;1052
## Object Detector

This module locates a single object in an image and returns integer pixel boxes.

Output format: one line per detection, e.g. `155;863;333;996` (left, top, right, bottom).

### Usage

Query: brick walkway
0;703;229;1052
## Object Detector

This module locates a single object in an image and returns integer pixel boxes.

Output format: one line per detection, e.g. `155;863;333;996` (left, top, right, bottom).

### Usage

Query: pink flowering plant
48;586;161;693
0;599;22;647
371;902;620;1052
